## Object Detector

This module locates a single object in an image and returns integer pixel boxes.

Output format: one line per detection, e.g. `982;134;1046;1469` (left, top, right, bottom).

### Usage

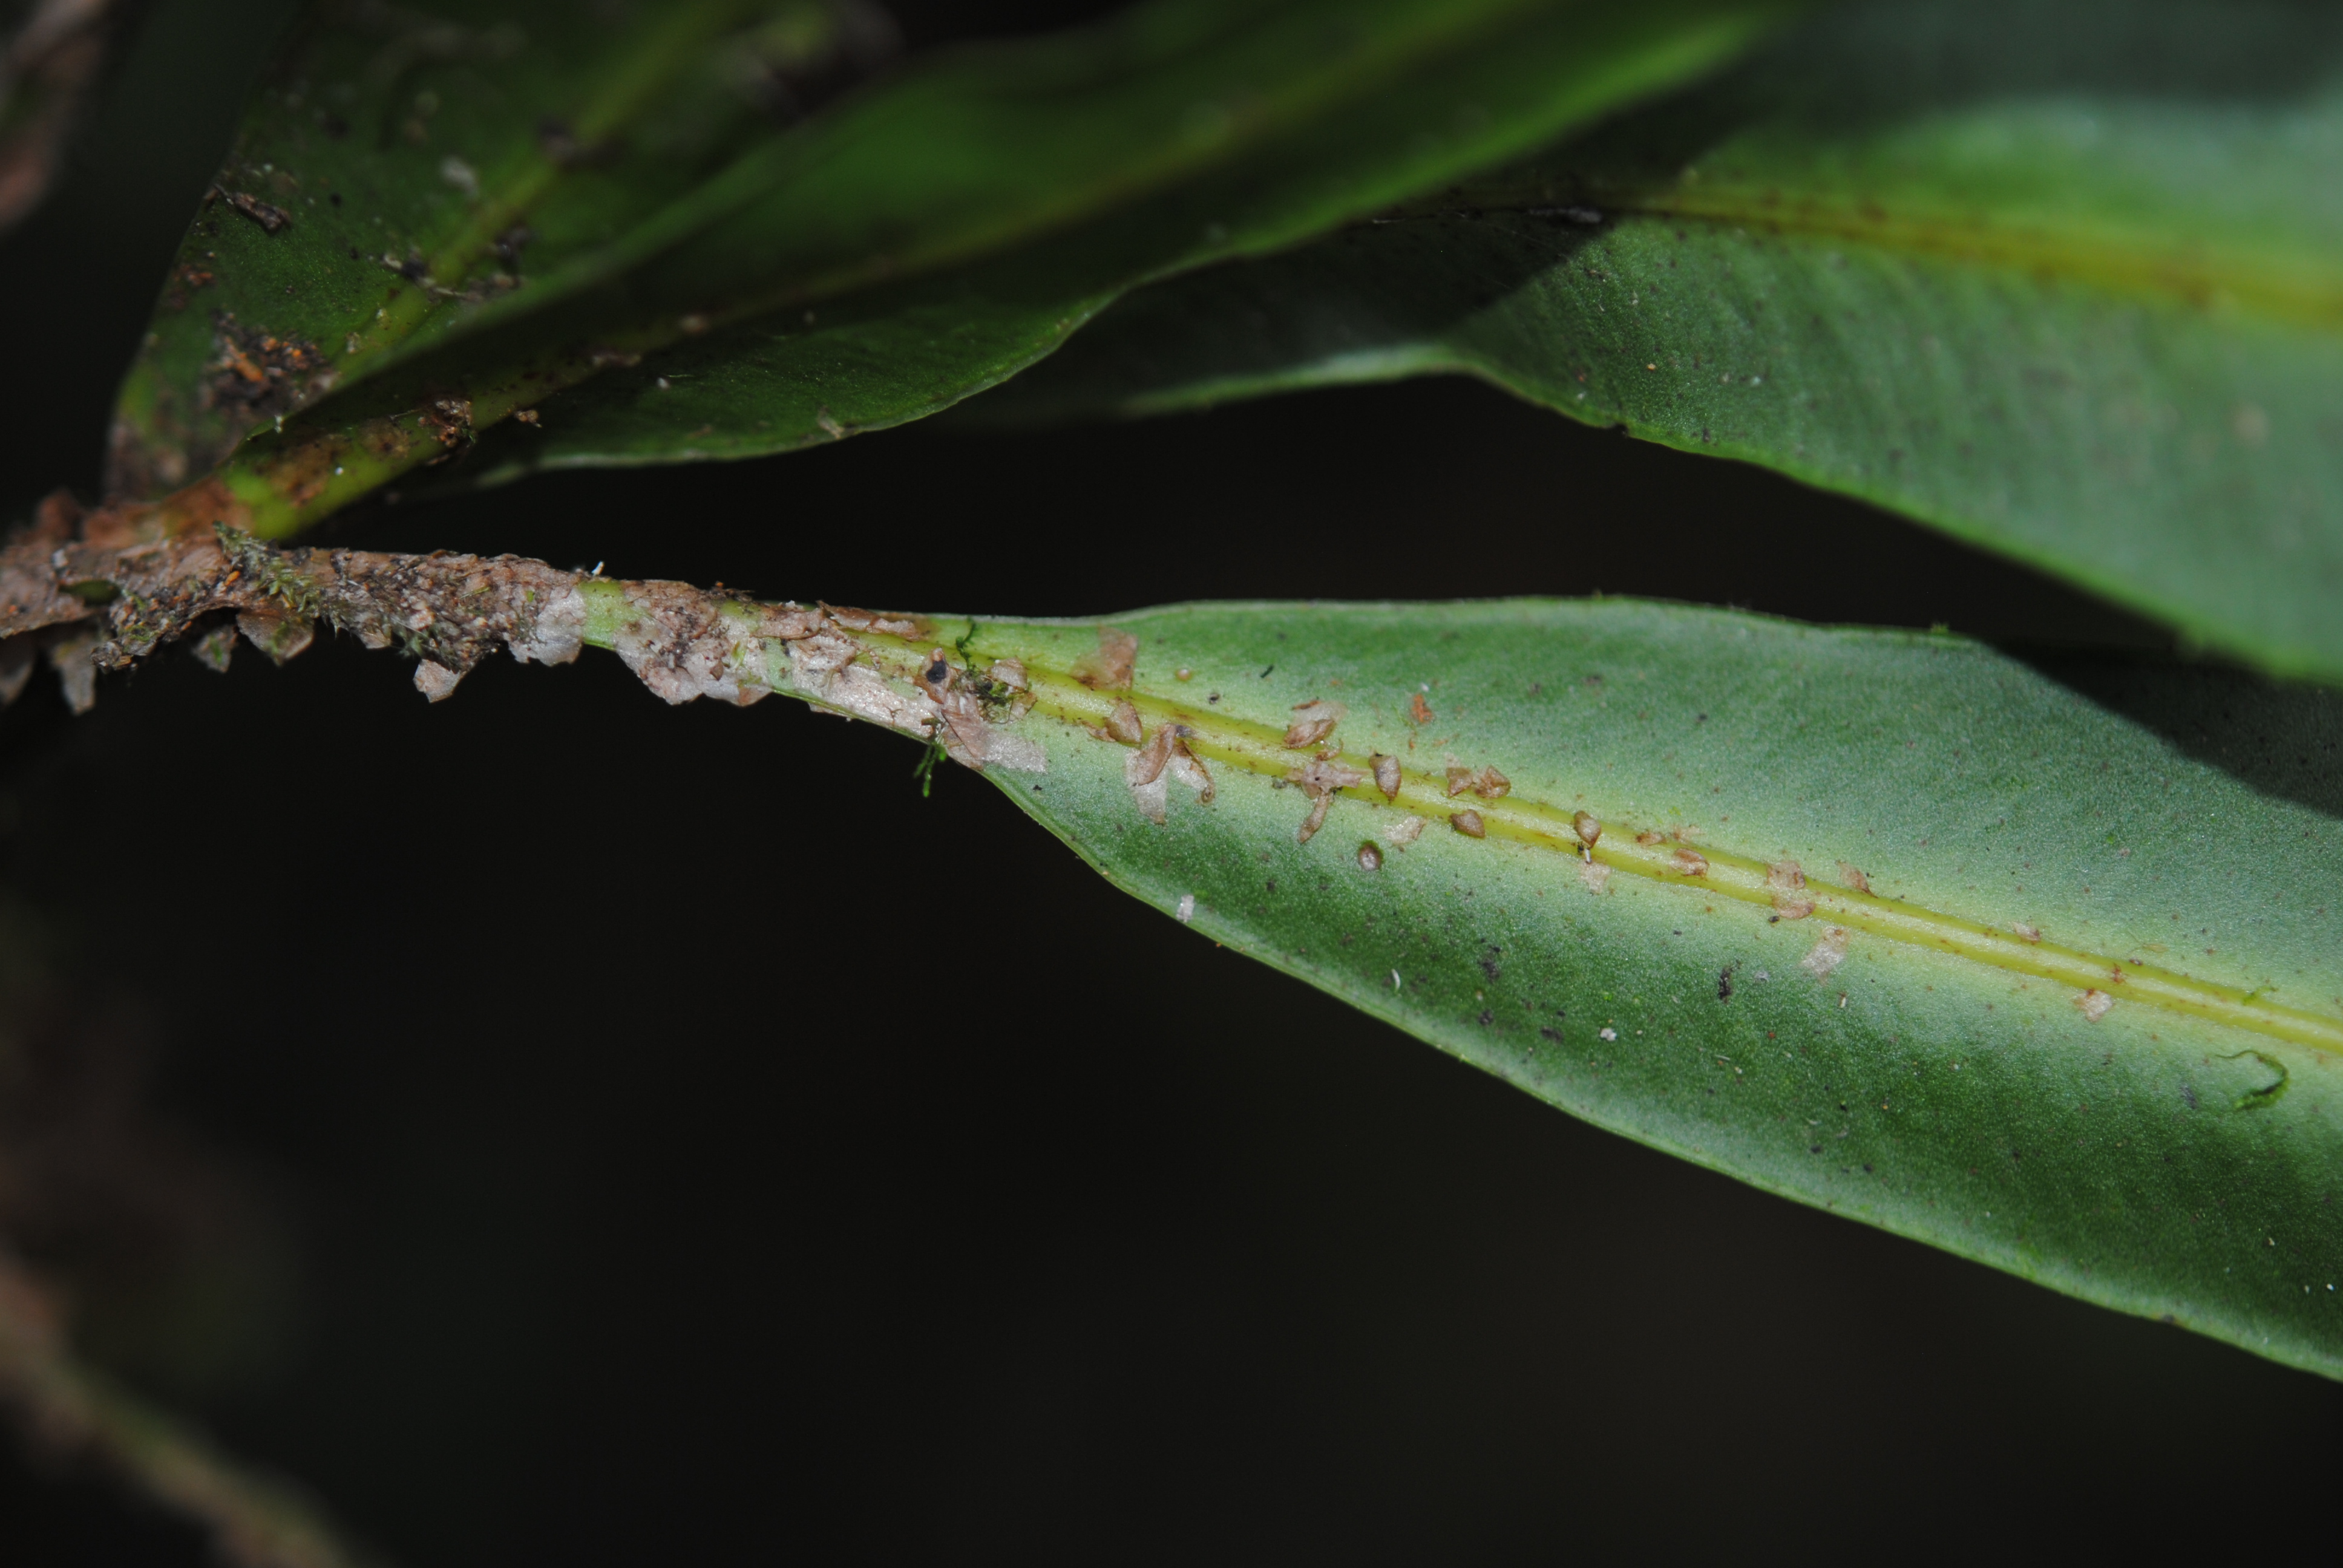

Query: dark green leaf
105;0;1792;532
977;0;2343;682
109;0;883;498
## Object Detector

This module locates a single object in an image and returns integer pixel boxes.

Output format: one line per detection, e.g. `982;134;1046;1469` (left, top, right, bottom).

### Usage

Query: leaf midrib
816;621;2343;1056
1487;181;2343;330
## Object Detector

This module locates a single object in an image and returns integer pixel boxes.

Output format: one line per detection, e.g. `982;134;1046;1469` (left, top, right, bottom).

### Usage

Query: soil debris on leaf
1801;927;1851;980
207;317;327;417
1283;698;1345;749
1128;717;1211;813
212;187;289;233
1075;626;1138;689
1289;757;1366;797
1444;764;1510;799
1095;699;1143;745
818;603;929;639
1768;859;1811;916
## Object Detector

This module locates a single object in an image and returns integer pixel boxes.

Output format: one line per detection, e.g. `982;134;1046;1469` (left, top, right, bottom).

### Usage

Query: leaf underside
975;0;2343;685
922;599;2343;1377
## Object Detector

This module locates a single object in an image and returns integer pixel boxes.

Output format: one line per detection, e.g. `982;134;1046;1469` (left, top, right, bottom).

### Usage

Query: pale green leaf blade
973;0;2343;682
765;598;2343;1375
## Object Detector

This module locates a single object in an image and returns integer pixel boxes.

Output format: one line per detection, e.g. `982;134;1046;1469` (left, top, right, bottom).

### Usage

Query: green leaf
974;0;2343;683
108;0;874;498
105;0;1792;532
727;596;2343;1376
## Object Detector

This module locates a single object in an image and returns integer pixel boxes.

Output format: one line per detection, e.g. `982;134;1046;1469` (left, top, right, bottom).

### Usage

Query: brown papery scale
1371;753;1400;800
1357;841;1384;872
1573;810;1601;848
1450;810;1486;838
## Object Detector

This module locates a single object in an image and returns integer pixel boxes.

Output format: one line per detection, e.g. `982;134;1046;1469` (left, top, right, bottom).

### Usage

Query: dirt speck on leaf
1290;757;1366;797
1284;699;1345;749
819;603;930;639
207;318;327;417
1097;699;1143;745
214;187;289;233
1129;717;1212;808
1801;927;1850;980
1075;626;1138;689
1445;765;1509;799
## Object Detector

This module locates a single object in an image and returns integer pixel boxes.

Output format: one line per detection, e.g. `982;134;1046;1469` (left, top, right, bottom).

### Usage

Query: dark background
4;2;2339;1562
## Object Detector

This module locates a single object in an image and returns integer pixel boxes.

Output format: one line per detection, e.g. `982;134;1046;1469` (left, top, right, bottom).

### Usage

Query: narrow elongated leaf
109;0;881;497
42;532;2343;1371
101;0;1788;535
977;0;2343;684
886;599;2343;1376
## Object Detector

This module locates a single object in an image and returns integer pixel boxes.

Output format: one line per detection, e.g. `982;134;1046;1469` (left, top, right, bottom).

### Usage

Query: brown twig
0;1249;380;1568
0;0;133;234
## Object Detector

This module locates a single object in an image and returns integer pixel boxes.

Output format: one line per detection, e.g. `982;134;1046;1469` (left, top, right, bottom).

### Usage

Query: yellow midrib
939;643;2343;1056
1597;185;2342;330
